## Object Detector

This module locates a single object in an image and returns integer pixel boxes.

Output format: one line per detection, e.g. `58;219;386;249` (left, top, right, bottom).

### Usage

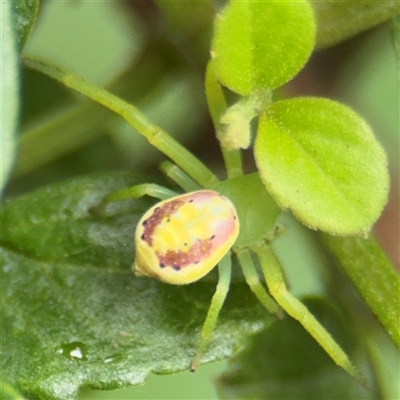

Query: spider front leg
160;161;201;192
191;253;232;372
252;242;368;387
104;159;203;206
104;182;178;203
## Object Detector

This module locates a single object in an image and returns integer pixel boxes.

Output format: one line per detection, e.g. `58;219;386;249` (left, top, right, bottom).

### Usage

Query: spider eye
133;190;239;285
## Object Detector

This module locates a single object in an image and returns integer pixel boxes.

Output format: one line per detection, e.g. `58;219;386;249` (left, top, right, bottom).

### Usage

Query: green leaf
255;97;389;235
217;298;377;400
1;173;273;400
212;0;316;95
311;0;400;49
321;234;400;351
1;2;20;195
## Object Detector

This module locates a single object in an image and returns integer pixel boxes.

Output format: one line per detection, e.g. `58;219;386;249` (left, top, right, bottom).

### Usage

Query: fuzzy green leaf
212;0;316;95
0;173;273;400
255;97;389;235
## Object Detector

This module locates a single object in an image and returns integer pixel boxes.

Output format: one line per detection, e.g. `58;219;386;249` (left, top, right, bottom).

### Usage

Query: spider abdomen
134;190;239;285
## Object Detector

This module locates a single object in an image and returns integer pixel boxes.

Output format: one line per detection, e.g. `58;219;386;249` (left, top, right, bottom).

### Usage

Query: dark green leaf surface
311;0;400;48
217;298;378;400
11;0;39;49
0;173;272;400
255;97;389;235
1;1;20;195
212;0;315;95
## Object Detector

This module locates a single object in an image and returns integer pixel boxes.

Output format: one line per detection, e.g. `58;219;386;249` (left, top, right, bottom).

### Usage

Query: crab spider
24;57;366;387
105;161;364;384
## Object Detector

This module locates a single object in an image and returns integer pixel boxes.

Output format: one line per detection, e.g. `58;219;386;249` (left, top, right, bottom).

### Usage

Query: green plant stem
221;150;243;179
24;57;218;188
321;234;400;351
205;60;243;179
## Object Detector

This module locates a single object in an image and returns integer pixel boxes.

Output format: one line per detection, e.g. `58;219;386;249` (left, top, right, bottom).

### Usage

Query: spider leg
160;161;201;192
104;183;178;203
252;242;368;388
190;253;232;372
234;247;283;318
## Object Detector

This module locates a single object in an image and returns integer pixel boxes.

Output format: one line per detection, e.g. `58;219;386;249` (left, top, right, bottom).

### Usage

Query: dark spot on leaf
160;263;165;268
211;235;215;240
142;220;147;226
141;234;145;240
173;266;181;271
